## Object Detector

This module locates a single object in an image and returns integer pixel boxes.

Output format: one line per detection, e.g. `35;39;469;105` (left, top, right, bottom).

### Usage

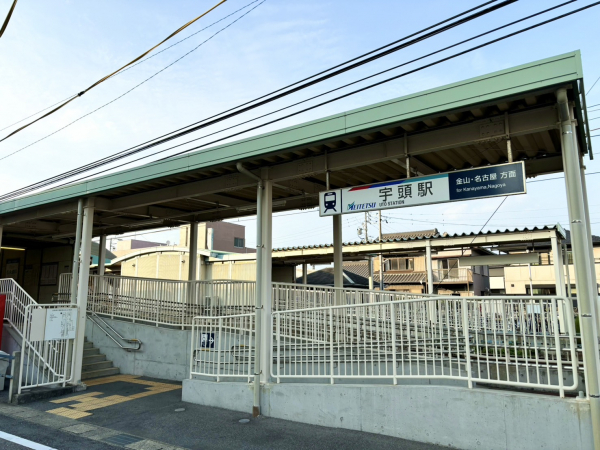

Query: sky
1;0;600;251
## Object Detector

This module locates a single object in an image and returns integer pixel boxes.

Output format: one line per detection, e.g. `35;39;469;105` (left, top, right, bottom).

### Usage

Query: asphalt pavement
0;375;450;450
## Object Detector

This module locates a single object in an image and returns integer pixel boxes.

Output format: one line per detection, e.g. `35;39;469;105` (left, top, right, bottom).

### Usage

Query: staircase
82;338;120;380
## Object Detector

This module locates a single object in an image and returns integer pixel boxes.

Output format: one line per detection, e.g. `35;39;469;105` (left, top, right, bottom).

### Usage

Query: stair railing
87;311;142;352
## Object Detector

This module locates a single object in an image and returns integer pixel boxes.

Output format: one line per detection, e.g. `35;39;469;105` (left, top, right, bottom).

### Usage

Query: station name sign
319;161;526;216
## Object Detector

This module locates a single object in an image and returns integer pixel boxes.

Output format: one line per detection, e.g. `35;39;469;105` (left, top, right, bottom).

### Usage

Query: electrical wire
0;0;510;189
0;0;262;134
0;1;516;187
586;74;600;96
0;0;18;39
1;0;266;159
1;1;582;201
0;0;227;143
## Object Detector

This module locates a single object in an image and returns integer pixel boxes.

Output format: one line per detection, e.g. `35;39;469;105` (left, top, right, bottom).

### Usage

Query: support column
579;156;600;329
302;263;307;285
426;240;434;294
368;257;374;290
557;88;600;449
70;200;84;304
333;215;343;302
551;235;567;333
260;177;273;384
72;198;94;384
188;222;198;304
0;225;3;258
98;235;107;276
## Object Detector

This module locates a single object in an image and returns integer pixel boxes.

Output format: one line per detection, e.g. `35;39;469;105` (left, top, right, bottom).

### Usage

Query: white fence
190;313;256;382
271;295;578;396
272;282;433;311
58;274;256;328
1;278;76;392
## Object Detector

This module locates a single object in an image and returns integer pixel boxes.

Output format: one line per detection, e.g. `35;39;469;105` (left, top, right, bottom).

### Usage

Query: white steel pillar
551;235;566;297
72;198;94;384
333;215;343;302
70;200;84;304
260;177;273;384
557;88;600;449
302;263;307;285
97;235;107;275
579;156;600;328
426;240;434;294
551;234;567;333
188;222;198;304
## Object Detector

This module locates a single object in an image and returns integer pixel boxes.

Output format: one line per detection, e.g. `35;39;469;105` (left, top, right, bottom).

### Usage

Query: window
234;237;245;248
384;258;414;272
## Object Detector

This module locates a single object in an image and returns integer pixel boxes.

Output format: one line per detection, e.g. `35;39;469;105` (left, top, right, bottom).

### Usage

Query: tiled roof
382;229;440;240
273;226;563;252
343;261;426;285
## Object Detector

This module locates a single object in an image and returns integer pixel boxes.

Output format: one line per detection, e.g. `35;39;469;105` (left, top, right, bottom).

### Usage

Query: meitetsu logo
347;201;376;211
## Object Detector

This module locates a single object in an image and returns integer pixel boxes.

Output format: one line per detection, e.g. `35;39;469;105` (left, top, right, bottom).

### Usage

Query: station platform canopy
0;51;594;246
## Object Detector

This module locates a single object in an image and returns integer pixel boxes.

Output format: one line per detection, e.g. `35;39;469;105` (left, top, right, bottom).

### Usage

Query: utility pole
364;212;369;243
379;211;384;290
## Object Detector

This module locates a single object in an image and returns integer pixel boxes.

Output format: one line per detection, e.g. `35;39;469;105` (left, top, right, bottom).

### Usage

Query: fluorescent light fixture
1;247;25;251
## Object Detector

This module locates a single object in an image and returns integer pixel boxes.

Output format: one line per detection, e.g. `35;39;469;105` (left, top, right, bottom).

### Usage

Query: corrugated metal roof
0;51;585;216
273;225;563;252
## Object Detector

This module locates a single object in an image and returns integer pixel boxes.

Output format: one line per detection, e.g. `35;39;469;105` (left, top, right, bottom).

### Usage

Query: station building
1;51;599;449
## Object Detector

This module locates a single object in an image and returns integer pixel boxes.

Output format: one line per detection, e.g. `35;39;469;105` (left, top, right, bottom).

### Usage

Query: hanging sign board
319;161;526;216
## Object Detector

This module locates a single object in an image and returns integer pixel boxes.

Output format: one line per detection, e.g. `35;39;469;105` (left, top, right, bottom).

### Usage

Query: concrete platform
183;379;594;450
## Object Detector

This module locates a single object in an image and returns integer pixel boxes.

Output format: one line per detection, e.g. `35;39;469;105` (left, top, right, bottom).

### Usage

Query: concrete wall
182;380;593;450
85;317;191;381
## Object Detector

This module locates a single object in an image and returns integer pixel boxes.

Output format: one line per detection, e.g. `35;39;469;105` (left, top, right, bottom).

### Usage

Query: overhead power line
0;0;18;39
0;1;538;198
0;0;227;143
587;74;600;96
0;0;262;134
23;0;595;201
1;0;266;159
0;0;513;167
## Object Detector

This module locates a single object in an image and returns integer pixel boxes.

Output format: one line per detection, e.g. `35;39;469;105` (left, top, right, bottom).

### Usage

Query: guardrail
190;313;256;382
19;303;77;393
272;282;433;311
58;274;256;328
1;279;77;393
431;268;472;282
271;295;578;396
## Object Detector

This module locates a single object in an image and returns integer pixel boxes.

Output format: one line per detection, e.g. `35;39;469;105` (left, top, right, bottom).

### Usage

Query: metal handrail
87;311;142;352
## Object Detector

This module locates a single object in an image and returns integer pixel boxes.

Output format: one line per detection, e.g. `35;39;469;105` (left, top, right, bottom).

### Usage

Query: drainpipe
556;88;600;449
70;199;84;304
237;163;262;418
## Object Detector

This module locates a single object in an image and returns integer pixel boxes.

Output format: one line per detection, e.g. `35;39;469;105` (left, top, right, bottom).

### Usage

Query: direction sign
319;162;526;216
201;333;215;349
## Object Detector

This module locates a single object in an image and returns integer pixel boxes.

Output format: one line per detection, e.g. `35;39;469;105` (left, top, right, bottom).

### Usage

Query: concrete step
83;348;100;357
84;341;94;349
82;360;114;371
82;367;120;380
83;354;107;364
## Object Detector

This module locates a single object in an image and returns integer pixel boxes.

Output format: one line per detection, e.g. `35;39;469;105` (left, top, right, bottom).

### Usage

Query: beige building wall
504;263;600;295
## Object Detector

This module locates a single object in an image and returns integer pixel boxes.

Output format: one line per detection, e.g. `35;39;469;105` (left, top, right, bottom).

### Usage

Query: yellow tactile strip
47;375;181;420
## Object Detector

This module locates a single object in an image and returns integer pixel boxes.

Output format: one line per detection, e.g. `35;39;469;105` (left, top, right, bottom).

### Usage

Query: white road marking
0;430;57;450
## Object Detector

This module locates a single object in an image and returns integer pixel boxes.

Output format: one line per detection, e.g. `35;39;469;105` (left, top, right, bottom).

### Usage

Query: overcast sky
1;0;599;250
